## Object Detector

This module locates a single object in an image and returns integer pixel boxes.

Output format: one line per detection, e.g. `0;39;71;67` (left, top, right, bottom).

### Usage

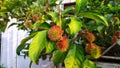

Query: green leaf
38;23;50;29
29;30;47;64
38;0;45;6
16;32;37;55
48;12;59;23
0;21;8;32
80;12;109;26
76;0;88;14
90;45;101;59
33;22;50;30
83;59;97;68
85;21;98;31
65;44;84;68
62;7;75;15
33;21;43;30
97;26;104;33
48;0;57;6
0;12;8;32
53;50;67;65
45;41;55;54
68;17;82;35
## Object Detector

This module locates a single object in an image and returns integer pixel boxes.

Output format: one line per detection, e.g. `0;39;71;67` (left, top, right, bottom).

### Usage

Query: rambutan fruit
85;43;96;54
85;43;101;59
115;31;120;37
56;36;69;52
85;32;96;43
48;25;63;41
112;36;118;44
32;14;40;22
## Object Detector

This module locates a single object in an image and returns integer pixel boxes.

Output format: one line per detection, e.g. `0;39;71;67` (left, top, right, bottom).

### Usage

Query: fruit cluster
85;30;102;59
48;25;69;52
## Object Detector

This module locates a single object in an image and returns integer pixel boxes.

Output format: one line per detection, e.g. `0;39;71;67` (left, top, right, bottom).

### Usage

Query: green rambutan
85;43;101;59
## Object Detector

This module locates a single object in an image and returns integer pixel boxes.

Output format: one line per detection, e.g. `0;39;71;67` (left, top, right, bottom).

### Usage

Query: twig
29;61;32;68
102;43;117;56
56;63;62;68
101;56;120;60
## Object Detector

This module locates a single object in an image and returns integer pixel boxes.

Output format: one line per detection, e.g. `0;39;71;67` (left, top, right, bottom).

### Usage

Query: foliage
0;0;120;68
0;64;5;68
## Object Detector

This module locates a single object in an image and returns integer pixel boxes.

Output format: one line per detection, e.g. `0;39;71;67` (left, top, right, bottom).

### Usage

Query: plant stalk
29;61;32;68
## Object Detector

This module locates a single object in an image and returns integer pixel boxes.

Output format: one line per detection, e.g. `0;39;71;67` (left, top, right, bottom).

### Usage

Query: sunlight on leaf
68;17;82;35
80;12;108;26
45;41;55;54
65;44;84;68
17;32;37;55
29;30;47;64
83;59;97;68
76;0;88;14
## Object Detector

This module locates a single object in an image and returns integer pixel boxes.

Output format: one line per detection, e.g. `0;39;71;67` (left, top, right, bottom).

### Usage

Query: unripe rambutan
56;36;69;52
32;14;40;22
85;32;96;43
85;43;96;54
90;45;101;59
85;43;101;59
48;25;63;41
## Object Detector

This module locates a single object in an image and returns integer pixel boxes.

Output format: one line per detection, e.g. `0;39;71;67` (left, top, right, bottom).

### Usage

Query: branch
102;43;117;56
29;61;33;68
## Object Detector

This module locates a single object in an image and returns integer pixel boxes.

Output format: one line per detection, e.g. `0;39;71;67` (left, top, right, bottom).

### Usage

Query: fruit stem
29;61;32;68
58;5;62;27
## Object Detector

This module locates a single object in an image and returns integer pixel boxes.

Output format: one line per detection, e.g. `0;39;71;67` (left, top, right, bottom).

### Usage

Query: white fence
1;18;54;68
